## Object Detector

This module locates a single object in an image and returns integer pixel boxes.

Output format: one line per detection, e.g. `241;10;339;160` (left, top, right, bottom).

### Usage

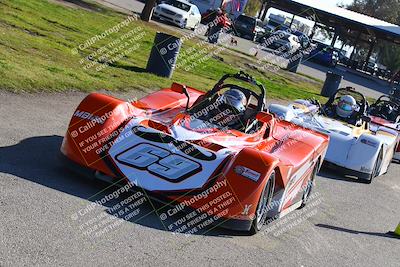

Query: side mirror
171;82;190;110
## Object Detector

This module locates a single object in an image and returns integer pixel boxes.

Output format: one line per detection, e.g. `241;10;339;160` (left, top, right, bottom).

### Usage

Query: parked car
264;24;275;33
274;24;289;32
366;62;378;75
336;50;350;65
152;0;201;30
308;41;338;67
384;69;392;80
265;30;301;54
233;15;265;41
376;68;389;78
292;30;310;48
254;25;274;43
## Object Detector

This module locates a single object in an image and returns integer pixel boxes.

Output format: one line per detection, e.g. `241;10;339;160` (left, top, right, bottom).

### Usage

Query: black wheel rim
304;165;317;202
374;149;383;177
256;174;274;228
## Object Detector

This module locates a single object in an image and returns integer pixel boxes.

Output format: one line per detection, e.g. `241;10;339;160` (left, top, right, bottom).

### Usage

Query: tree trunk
141;0;156;21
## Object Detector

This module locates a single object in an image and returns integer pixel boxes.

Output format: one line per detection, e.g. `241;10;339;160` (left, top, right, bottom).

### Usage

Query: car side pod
60;93;140;176
387;222;400;238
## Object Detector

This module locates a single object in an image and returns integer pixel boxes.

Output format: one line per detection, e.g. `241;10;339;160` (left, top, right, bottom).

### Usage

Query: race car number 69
115;143;202;182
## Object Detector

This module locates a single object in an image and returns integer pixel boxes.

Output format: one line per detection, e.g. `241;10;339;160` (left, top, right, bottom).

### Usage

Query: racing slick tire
249;171;275;235
360;147;383;184
299;161;318;209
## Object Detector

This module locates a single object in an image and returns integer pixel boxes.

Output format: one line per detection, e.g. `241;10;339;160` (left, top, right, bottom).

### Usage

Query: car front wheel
249;171;275;235
299;161;318;208
361;147;383;184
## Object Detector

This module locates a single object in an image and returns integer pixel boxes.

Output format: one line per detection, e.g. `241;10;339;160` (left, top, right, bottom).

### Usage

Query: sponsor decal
109;125;227;191
234;165;261;182
115;143;202;182
73;110;109;125
360;139;378;147
132;126;217;161
241;204;252;215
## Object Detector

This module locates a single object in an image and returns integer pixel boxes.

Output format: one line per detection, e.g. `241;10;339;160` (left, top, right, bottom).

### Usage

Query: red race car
61;72;329;234
369;93;400;161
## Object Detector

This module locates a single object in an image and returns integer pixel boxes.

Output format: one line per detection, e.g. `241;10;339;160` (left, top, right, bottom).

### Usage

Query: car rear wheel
249;171;275;235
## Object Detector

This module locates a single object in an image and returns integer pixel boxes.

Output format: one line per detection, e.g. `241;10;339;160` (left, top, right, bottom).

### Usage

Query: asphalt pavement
1;1;399;266
0;91;399;266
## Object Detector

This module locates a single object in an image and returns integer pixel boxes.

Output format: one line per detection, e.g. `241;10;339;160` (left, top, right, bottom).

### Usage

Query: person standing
207;9;228;44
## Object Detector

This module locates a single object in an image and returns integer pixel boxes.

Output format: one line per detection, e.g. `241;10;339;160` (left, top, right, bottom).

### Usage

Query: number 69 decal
115;143;202;182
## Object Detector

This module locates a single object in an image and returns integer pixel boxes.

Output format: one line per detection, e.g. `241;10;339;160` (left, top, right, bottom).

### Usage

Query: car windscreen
166;0;191;11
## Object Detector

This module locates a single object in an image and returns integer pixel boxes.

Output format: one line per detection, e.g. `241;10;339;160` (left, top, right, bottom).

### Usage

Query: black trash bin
321;71;343;97
286;52;303;73
146;32;182;78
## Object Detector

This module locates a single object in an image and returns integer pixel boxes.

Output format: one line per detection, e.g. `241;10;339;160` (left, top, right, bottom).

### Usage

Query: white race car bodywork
269;100;398;180
108;123;230;191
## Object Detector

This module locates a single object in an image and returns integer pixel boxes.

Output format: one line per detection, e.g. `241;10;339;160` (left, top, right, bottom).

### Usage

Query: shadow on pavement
317;167;360;183
315;224;400;239
0;135;233;237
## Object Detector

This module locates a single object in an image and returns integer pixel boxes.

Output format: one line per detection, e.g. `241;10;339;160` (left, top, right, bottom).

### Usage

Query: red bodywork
370;115;400;154
61;83;329;232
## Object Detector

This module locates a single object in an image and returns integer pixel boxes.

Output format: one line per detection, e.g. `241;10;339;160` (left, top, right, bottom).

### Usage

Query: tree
346;0;400;71
141;0;157;21
244;0;263;17
347;0;400;25
378;43;400;71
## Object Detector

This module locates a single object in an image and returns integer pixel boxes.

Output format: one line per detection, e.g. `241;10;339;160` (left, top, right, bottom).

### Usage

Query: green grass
0;0;325;101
